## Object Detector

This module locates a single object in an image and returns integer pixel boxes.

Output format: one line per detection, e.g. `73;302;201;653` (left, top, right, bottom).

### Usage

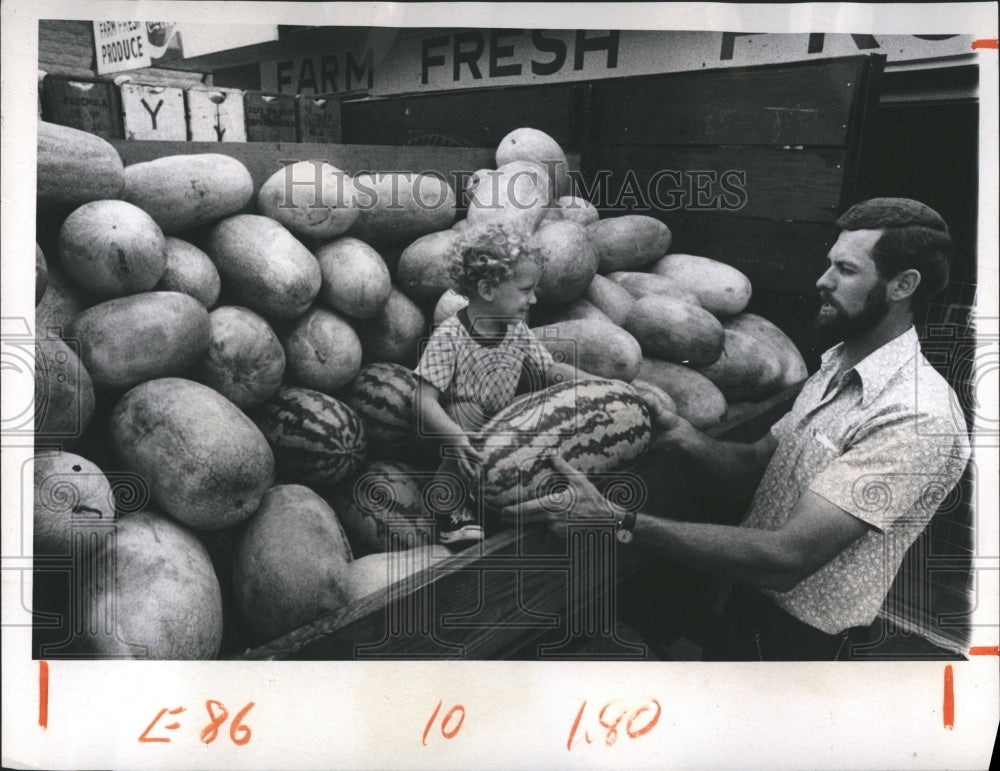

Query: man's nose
816;266;836;292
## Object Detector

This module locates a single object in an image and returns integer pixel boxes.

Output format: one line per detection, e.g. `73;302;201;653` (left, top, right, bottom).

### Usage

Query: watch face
616;528;633;544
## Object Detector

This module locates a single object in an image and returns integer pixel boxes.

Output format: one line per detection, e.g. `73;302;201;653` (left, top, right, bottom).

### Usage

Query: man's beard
815;281;890;346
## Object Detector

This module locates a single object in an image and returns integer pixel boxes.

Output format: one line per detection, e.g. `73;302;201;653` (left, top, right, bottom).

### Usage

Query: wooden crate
120;82;187;141
297;94;343;143
41;75;123;139
244;91;297;142
186;87;247;142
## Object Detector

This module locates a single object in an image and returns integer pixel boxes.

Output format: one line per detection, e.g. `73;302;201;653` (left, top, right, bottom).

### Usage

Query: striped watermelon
327;460;435;557
256;387;367;486
344;362;419;451
474;378;651;509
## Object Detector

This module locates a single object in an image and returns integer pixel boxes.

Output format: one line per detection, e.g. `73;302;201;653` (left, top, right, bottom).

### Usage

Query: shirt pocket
792;428;842;482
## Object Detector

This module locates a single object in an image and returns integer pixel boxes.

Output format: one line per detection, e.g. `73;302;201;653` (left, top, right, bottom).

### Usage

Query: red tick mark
943;665;954;730
968;646;999;656
39;660;49;729
972;39;998;49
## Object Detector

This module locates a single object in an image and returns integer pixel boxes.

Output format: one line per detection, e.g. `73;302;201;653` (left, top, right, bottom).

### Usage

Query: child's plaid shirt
414;311;555;430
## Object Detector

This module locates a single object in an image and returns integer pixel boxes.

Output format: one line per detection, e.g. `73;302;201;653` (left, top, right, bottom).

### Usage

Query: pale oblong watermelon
315;236;392;320
475;378;651;509
65;292;211;389
36;244;49;305
257;161;358;241
110;378;275;530
196;306;285;410
155;237;221;309
233;484;353;642
123;153;254;234
37;121;125;210
34;335;96;444
206;214;321;321
256;387;368;486
58;200;166;299
77;510;224;659
354;287;426;367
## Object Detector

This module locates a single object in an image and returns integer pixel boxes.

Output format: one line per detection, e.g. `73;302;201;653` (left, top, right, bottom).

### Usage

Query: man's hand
498;455;610;538
649;410;700;455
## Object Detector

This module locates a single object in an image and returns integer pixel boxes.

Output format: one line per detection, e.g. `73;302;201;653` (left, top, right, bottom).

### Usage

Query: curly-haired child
413;222;582;545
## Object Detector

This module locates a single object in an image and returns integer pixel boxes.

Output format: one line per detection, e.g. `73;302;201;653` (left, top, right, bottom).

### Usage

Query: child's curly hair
448;223;543;298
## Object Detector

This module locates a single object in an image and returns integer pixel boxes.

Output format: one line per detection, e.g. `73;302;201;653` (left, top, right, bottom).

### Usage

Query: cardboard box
42;75;123;138
296;94;342;143
244;91;297;142
186;87;247;142
120;82;187;141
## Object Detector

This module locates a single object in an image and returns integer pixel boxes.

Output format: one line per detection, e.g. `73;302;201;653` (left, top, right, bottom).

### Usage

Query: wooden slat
40;40;95;56
39;51;95;69
115;68;208;86
38;63;96;80
589;145;846;223
343;84;582;150
39;20;92;36
239;527;648;661
591;57;864;147
38;21;96;76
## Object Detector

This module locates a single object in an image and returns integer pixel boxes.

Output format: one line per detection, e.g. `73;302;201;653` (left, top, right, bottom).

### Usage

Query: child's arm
544;360;589;387
522;323;590;389
414;381;482;479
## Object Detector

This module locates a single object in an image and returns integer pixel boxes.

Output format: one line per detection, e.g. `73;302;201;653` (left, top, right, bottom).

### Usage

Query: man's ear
888;269;922;302
477;278;494;301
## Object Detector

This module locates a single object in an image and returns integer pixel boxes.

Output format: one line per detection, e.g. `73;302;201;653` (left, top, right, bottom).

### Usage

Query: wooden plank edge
232;529;525;660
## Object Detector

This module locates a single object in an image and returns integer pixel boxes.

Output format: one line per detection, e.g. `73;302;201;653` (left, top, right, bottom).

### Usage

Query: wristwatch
614;507;637;544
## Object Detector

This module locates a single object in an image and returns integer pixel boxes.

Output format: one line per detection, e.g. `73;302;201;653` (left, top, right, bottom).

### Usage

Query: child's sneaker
438;501;484;545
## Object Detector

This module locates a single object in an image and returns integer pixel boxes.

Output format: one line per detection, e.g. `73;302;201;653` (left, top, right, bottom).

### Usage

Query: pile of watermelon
32;121;806;659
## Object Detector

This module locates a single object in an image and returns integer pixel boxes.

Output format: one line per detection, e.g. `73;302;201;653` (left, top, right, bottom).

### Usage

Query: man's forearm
671;428;773;492
631;514;798;591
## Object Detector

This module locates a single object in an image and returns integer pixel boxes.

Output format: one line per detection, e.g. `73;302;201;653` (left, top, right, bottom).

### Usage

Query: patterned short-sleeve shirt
414;311;555;431
743;326;971;634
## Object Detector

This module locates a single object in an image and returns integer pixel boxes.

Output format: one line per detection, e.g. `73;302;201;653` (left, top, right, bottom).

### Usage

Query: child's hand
452;436;483;481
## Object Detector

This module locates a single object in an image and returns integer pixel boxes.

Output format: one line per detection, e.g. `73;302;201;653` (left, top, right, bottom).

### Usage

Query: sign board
94;22;279;75
186;87;247;142
92;21;151;75
260;31;975;96
120;82;186;141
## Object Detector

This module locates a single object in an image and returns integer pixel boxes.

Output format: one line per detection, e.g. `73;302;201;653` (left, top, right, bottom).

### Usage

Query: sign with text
260;30;974;96
120;82;186;141
93;21;151;75
94;22;280;75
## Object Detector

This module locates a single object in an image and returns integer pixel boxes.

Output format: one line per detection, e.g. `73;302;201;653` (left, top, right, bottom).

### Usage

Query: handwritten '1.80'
420;698;661;750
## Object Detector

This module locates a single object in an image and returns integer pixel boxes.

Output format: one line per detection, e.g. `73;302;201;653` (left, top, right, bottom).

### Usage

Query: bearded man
505;198;972;660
